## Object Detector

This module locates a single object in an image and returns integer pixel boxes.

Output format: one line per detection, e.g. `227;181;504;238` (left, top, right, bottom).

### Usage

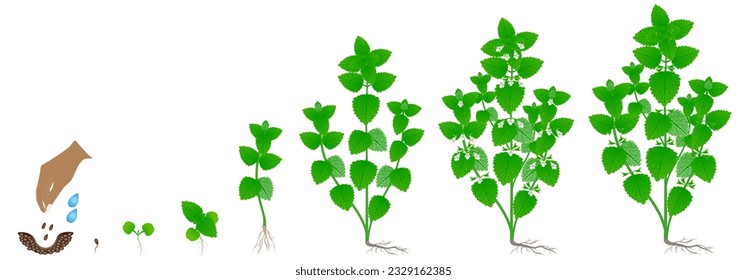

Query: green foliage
240;120;281;234
181;201;219;245
513;190;537;218
122;221;155;255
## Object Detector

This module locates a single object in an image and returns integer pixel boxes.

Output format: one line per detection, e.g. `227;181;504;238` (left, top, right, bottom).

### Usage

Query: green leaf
667;187;692;216
661;39;677;60
206;211;219;224
339;55;362;72
472;147;489;171
529;134;556;155
348;130;372;154
645;112;672;140
353;94;380;124
639;99;653;114
684;124;712;149
497;18;516;38
646;146;677;181
259;153;281;170
350;160;377;191
672;46;698;68
239;177;262;200
649;71;680;106
706;110;730;130
623;174;651;204
123;221;135;235
390;140;408;162
634;27;660;45
368;195;390;221
451;152;474;179
258;177;274;200
329;184;354;211
387;101;402;114
472;178;498;207
372;72;396;92
621;141;642;167
669;19;694;40
393;115;409;135
196;217;217;238
496;84;525;114
354;36;370;55
517;57;543;78
325;155;345;178
300;132;322;150
515;118;535;143
515;31;538;50
602;147;628;174
513;190;537;218
361;66;377;85
481;57;508;78
493;152;522;185
676;152;694;178
709;82;728;97
181;201;204;224
405;104;421;117
311;160;334;184
323;132;344;149
367;128;388;152
492;123;517;146
550;118;573;135
464;121;486;139
370;49;391;66
402;128;424;146
535;160;560;186
689;79;706;95
667;110;689;137
338;73;364;92
390;168;411;192
589;114;614;135
692;155;716;182
522;158;538;182
615;114;638;134
376;165;393;188
453;107;471;125
651;5;670;27
239;146;259;166
694;94;713;116
633;47;662;69
313;119;329;135
186;228;200;241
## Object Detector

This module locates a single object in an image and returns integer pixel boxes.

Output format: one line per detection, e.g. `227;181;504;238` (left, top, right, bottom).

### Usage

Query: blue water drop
68;193;79;208
66;209;78;223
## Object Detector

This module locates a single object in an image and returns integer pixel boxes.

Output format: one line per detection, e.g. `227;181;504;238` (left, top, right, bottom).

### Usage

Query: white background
1;0;744;279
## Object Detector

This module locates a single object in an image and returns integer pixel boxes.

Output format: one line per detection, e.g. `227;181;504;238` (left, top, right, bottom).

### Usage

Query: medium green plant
589;5;728;254
181;201;219;255
439;18;573;254
122;221;154;255
300;36;423;254
239;120;281;253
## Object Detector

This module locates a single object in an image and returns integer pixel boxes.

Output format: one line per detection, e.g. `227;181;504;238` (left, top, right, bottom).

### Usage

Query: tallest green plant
589;5;729;253
300;36;423;254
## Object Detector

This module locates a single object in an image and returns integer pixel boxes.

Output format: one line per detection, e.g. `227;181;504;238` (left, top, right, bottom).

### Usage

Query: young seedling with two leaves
181;201;219;255
589;5;728;254
239;120;281;253
300;36;423;254
122;221;154;255
439;19;573;255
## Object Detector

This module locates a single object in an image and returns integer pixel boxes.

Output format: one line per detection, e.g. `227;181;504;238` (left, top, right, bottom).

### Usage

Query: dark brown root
665;238;713;254
253;226;275;253
510;239;557;255
365;240;408;255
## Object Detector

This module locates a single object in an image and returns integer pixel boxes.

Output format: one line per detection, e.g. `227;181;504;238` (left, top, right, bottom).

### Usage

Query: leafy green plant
181;201;219;255
589;5;728;254
239;120;281;253
439;18;573;254
300;36;423;254
122;221;154;255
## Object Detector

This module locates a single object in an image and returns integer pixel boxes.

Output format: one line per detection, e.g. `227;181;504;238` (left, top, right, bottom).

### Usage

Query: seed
49;224;54;231
44;234;48;241
95;238;99;245
42;223;46;229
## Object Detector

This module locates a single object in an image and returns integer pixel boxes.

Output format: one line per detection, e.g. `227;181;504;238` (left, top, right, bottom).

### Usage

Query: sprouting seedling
181;201;218;256
589;5;728;254
122;221;154;255
439;18;573;255
239;120;281;253
300;36;423;254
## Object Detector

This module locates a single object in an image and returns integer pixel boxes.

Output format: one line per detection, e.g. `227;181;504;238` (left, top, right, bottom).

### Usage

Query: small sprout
122;221;154;255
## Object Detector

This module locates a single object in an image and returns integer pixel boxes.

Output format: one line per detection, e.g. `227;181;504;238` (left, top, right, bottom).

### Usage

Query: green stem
363;84;371;241
318;136;367;238
255;160;267;226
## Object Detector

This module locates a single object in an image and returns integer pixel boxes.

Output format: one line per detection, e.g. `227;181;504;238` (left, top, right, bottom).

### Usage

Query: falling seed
42;223;46;229
49;224;54;231
44;234;48;241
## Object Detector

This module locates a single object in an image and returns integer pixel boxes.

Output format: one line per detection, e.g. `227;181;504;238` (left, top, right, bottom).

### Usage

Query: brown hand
35;141;91;213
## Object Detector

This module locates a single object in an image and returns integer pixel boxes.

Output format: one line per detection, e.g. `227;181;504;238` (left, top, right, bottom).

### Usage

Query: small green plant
439;18;573;254
300;36;423;254
589;5;728;254
122;221;154;255
239;120;282;253
181;201;219;255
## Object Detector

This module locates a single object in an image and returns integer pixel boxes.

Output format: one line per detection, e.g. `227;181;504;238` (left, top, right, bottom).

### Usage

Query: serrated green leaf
330;184;354;211
323;132;344;149
518;57;543;78
352;94;380;124
348;130;372;154
694;94;713;117
645;112;672;140
623;174;651;204
535;160;560;186
605;99;623;118
339;55;362;72
621;141;642;167
196;216;217;238
515;118;535;143
672;46;698;68
589;114;614;135
492;123;517;146
338;73;364;92
327;155;345;178
367;128;388;152
350;160;377;191
239;146;259;166
646;146;677;181
669;19;693;40
463;121;487;139
370;49;391;67
689;79;706;95
639;99;653;114
493;152;522;185
676;152;694;178
376;165;394;189
123;221;135;235
300;132;322;150
402;128;424;146
498;18;516;38
472;178;498;207
390;140;408;162
361;65;377;84
633;47;662;69
615;114;638;134
393;115;409;134
311;160;334;184
259;153;281;170
372;72;396;92
186;228;200;241
481;57;508;78
667;187;692;216
550;118;573;135
692;155;716;182
390;168;411;192
440;122;462;140
515;31;538;50
529;134;556;155
602;146;627;174
313;119;329;135
496;84;525;114
685;124;712;149
472;147;489;171
354;36;370;55
522;158;538;182
634;26;659;45
239;177;262;200
651;5;669;26
649;71;680;106
659;39;677;59
667;110;689;137
258;177;273;200
709;82;728;97
451;152;474;179
706;110;730;130
513;190;537;218
405;104;422;117
182;201;204;224
453;107;471;125
368;195;390;221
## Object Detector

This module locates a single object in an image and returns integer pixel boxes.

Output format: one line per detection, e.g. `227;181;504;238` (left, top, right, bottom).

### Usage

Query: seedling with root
122;221;154;256
182;201;219;256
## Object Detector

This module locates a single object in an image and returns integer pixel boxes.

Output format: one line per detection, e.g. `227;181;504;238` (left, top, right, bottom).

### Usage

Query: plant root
198;236;208;256
510;239;557;255
665;238;713;254
365;240;408;255
254;226;275;253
